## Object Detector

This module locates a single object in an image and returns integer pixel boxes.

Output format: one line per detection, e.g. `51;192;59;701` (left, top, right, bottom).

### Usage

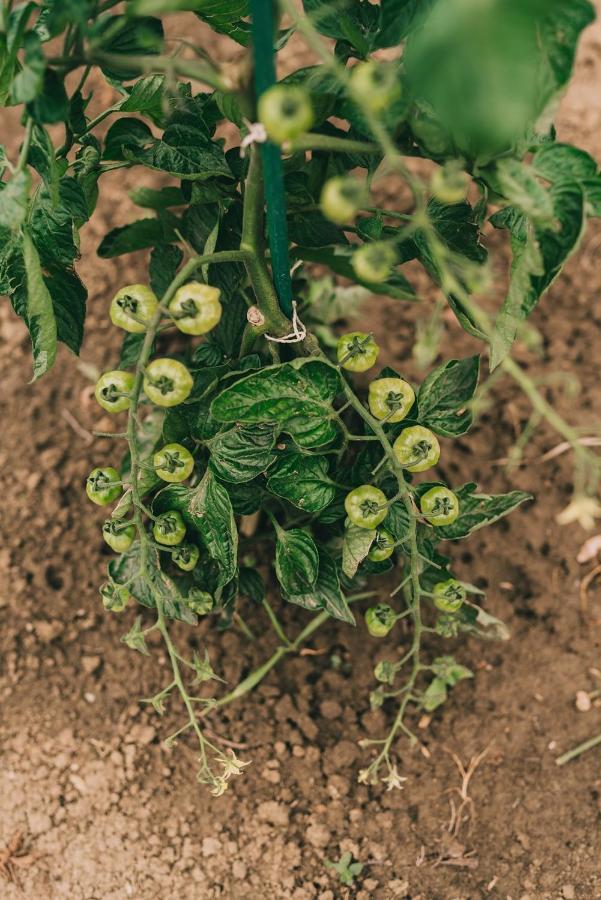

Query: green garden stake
249;0;294;319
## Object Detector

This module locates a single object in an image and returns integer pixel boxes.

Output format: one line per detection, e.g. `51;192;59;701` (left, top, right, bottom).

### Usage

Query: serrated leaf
208;423;277;483
435;485;532;541
431;655;473;686
126;122;232;181
275;528;319;596
533;142;598;183
0;170;31;231
98;216;177;258
121;616;150;655
22;231;57;379
417;356;480;436
267;455;337;513
342;524;375;578
211;359;340;449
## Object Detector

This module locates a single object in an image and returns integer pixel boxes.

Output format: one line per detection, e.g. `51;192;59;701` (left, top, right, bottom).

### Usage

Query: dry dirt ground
1;12;601;900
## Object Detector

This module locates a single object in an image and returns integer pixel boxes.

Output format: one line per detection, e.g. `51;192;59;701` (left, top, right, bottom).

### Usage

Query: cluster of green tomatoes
336;331;465;638
86;280;222;615
257;61;468;287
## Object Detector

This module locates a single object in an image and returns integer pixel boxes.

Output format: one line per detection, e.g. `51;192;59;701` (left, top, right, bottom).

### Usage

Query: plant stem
555;732;601;766
285;133;380;155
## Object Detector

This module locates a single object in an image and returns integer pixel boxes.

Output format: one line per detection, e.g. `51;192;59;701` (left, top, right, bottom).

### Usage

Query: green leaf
286;550;355;625
129;185;186;210
44;265;87;355
121;616;150;655
288;211;347;248
417;356;479;437
211;359;341;449
108;544;157;609
238;566;265;604
27;68;69;124
98;216;178;258
11;29;45;104
533;142;598;183
149;243;183;296
0;170;31;231
126;122;232;181
22;231;57;380
119;333;145;369
489;158;555;230
179;473;238;586
93;16;164;80
275;528;319;596
422;676;448;712
385;500;412;541
103;118;153;161
208;423;277;483
119;74;169;126
424;199;487;264
267;455;337;513
377;0;435;47
130;0;251;44
342;524;375;579
435;485;532;541
0;2;37;106
303;0;379;55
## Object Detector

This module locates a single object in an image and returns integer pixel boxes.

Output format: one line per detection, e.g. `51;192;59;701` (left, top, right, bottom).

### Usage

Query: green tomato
153;443;195;483
95;370;135;414
110;284;158;333
352;242;397;284
430;161;469;205
186;589;214;615
168;282;222;335
337;331;380;373
153;510;186;546
368;377;415;423
257;84;314;144
365;603;396;637
349;60;400;113
172;542;200;572
86;467;122;506
367;528;395;562
345;484;388;530
102;519;136;553
320;175;367;225
420;486;460;526
393;425;440;473
100;581;131;612
143;358;193;408
433;578;466;613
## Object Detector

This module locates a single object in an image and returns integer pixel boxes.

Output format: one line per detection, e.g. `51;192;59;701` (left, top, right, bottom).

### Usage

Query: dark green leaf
238;566;265;604
98;216;178;258
417;356;480;437
11;29;45;104
533;142;598;183
119;332;145;370
275;528;319;596
267;455;337;513
185;473;238;586
377;0;435;48
149;243;183;296
288;211;348;247
385;500;412;541
211;359;340;449
103;118;153;161
93;16;164;80
129;185;186;210
21;230;57;379
208;424;277;483
44;265;87;355
424;199;487;264
489;158;555;230
119;74;168;125
0;170;31;231
27;68;68;124
126;122;232;181
0;2;37;106
286;549;355;625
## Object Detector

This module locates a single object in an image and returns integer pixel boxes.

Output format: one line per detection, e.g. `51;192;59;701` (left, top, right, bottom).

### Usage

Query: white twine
240;120;268;156
265;300;307;343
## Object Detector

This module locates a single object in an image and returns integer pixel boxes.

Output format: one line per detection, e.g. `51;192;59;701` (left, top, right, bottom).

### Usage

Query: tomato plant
1;0;600;795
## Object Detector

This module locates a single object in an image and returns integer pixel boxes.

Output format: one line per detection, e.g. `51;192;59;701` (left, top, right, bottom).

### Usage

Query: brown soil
1;13;601;900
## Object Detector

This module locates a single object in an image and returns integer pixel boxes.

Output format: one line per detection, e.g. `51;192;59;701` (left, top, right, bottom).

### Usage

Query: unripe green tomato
95;370;135;414
153;510;186;546
367;528;395;562
320;175;367;225
110;284;158;333
336;331;380;373
172;542;200;571
153;443;195;483
433;578;466;613
365;603;396;637
143;358;193;408
374;659;395;684
100;581;131;612
392;425;440;473
168;282;222;335
345;484;388;530
86;467;122;506
420;486;460;526
349;60;400;113
368;377;415;423
186;589;214;615
102;519;136;553
352;241;397;284
257;84;314;144
430;162;469;205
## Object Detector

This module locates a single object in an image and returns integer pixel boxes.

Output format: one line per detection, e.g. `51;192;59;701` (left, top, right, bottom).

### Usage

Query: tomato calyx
338;332;376;367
